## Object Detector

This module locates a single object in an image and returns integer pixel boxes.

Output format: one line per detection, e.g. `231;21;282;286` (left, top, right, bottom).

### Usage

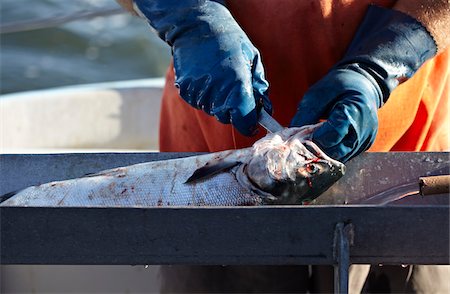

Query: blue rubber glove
291;5;437;162
134;0;271;136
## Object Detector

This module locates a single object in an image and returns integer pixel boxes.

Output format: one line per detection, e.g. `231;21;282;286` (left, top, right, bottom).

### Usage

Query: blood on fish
2;124;345;207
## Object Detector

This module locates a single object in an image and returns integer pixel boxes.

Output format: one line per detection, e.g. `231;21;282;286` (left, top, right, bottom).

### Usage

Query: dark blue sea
0;0;171;94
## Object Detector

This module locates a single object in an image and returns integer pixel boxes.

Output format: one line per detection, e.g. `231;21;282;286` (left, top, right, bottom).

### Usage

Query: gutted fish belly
2;125;345;207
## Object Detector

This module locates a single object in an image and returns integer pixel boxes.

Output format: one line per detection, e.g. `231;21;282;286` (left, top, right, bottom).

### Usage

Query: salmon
2;125;345;207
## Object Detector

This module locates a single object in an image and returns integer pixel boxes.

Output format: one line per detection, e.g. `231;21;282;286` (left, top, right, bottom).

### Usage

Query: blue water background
0;0;171;94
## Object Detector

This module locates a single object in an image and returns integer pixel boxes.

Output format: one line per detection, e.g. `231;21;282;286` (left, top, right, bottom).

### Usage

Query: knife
258;108;284;133
185;108;283;184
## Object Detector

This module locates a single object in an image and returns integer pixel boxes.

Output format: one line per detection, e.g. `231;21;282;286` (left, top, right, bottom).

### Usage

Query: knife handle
419;175;450;196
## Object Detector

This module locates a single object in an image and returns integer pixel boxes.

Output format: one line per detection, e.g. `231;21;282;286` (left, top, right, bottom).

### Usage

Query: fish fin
0;190;18;203
83;167;122;178
185;160;241;184
84;171;113;177
83;172;99;177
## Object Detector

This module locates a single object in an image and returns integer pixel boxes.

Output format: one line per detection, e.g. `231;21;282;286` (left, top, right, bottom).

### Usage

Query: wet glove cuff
337;5;437;105
133;0;203;44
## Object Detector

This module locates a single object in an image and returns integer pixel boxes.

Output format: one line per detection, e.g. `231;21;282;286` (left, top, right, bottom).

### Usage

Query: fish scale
3;150;262;207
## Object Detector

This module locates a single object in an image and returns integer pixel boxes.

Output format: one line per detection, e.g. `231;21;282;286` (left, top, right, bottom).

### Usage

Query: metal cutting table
1;152;449;293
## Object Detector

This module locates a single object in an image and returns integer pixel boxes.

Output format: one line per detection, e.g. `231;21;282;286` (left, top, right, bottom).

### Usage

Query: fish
1;124;345;207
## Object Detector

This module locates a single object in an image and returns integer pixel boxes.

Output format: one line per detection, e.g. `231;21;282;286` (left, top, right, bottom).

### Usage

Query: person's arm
395;0;450;52
291;1;448;162
116;0;271;136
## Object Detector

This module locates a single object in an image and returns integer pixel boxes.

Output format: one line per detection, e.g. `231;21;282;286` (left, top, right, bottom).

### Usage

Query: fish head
244;127;345;204
291;153;346;203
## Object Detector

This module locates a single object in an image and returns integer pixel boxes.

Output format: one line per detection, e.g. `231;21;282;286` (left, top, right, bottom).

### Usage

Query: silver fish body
2;125;345;207
2;149;261;207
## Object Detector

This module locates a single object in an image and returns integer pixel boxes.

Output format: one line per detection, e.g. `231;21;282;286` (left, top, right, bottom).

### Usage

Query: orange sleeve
159;0;449;153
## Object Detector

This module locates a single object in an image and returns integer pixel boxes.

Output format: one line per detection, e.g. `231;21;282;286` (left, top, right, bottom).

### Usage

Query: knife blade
258;108;284;133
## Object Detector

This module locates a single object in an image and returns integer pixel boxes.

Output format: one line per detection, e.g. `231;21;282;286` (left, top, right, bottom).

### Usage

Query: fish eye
306;163;319;174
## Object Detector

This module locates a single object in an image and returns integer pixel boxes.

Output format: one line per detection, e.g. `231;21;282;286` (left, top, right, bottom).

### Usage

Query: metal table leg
334;222;354;294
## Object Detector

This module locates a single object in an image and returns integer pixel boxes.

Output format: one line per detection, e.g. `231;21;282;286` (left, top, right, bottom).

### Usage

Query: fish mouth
333;163;346;176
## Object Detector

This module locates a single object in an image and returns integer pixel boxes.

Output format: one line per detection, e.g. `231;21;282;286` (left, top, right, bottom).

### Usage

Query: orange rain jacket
159;0;449;153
